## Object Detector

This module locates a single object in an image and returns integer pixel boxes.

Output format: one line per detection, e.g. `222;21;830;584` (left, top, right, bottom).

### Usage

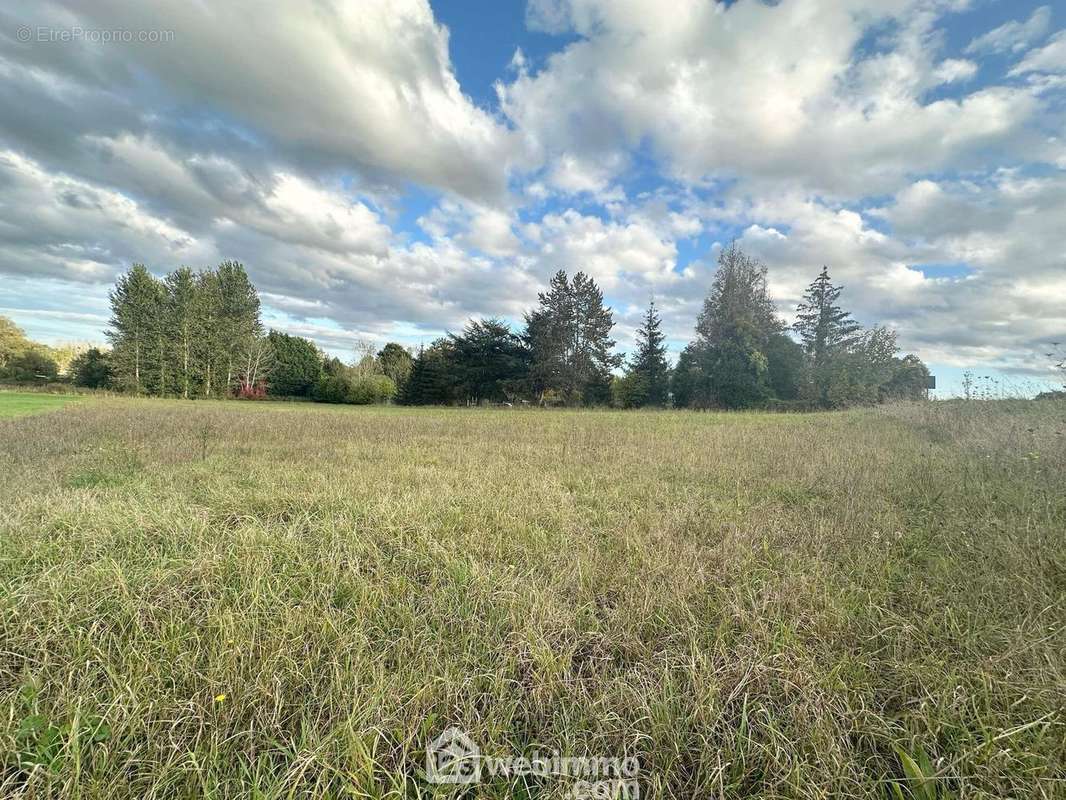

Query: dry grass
0;398;1063;798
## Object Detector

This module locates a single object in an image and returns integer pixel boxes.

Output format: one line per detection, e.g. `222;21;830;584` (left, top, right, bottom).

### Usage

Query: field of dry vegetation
1;396;1064;798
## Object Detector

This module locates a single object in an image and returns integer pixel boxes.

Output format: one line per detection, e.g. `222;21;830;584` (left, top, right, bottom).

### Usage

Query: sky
1;0;1064;396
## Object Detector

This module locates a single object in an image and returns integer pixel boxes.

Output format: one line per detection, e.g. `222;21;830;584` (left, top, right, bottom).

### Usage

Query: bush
70;347;112;388
236;381;268;400
611;373;648;409
1035;389;1066;401
312;372;396;405
348;374;396;405
2;349;59;383
312;374;350;404
762;398;820;413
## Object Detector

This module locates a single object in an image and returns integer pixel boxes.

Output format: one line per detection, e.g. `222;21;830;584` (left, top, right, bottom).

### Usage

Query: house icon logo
426;726;481;784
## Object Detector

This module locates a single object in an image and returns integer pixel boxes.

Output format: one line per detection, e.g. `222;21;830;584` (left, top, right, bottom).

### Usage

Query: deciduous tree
165;267;199;398
108;264;164;393
377;343;413;394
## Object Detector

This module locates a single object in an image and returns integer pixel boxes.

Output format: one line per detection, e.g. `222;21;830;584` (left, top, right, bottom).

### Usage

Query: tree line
7;247;932;409
395;245;930;409
669;247;931;409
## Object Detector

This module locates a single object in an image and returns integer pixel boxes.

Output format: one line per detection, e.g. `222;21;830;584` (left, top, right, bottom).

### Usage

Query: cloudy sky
1;0;1064;393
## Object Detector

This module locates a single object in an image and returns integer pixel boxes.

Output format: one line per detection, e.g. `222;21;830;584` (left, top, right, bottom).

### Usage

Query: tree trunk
182;328;189;399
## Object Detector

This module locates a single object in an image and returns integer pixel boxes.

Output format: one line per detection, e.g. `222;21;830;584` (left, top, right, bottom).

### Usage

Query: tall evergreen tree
449;319;530;404
525;270;620;405
106;262;264;399
627;300;670;407
689;245;782;408
571;272;622;404
194;269;222;397
793;266;863;406
267;330;321;397
525;270;575;403
399;341;456;405
793;267;862;357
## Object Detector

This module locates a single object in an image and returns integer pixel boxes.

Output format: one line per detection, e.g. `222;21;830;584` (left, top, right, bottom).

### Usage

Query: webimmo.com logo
425;727;639;797
426;726;481;784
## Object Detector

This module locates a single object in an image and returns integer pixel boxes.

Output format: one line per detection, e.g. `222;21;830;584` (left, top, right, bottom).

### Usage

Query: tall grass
0;399;1063;798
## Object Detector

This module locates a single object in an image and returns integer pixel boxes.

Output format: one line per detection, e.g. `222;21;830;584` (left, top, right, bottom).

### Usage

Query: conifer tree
571;272;621;404
399;341;455;405
525;270;620;405
448;319;530;404
690;245;782;408
191;269;216;397
627;300;670;407
793;267;862;361
107;262;264;398
525;270;575;403
793;266;863;406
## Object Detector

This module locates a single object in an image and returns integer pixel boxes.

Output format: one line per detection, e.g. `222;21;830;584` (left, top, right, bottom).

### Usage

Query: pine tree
571;272;622;404
627;300;670;407
793;267;862;361
525;270;575;403
525;270;620;405
399;341;455;405
449;319;530;404
793;266;863;406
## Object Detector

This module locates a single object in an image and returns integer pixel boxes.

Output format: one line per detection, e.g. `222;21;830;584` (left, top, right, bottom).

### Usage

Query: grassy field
0;399;1063;799
0;391;80;418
